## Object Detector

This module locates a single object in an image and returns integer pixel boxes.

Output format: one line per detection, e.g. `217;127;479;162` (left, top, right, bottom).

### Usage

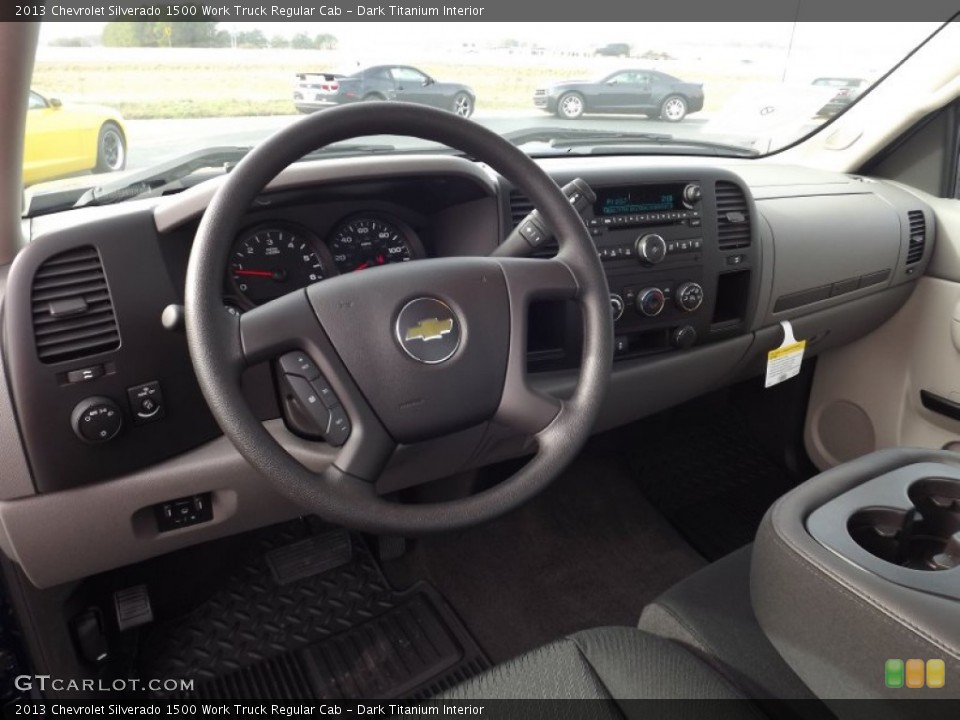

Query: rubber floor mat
139;518;488;699
626;404;801;560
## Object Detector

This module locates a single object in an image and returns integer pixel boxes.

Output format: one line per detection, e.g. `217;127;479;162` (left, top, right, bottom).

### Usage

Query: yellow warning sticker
768;341;806;361
765;320;806;388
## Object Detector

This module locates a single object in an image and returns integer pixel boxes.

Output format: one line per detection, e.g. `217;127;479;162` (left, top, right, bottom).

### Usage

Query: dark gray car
534;69;705;122
294;65;476;117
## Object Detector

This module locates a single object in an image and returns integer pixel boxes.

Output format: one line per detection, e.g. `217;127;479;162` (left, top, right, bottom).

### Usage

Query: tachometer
328;216;415;274
230;224;326;306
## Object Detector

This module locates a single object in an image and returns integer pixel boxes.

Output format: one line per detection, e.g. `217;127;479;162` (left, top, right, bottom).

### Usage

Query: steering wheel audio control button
308;375;340;409
71;397;123;444
326;406;352;447
278;351;321;381
285;375;332;434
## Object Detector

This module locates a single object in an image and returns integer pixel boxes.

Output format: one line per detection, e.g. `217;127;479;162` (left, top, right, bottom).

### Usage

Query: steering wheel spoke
238;290;396;481
493;257;578;435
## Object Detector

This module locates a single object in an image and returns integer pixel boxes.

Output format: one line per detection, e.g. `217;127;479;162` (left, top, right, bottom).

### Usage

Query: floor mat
626;403;801;560
138;518;488;699
385;439;706;664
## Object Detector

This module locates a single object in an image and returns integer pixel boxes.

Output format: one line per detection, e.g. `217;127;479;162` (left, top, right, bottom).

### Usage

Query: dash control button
67;365;105;384
127;381;165;425
72;397;123;444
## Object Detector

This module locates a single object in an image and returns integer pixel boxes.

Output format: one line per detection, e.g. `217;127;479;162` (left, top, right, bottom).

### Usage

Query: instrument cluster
227;212;424;307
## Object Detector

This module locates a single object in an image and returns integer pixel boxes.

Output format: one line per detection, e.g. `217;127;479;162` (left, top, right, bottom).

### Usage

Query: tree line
100;22;337;50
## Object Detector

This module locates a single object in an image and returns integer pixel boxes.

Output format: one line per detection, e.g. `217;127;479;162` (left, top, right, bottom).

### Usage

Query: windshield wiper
73;146;253;209
505;128;674;147
505;127;759;157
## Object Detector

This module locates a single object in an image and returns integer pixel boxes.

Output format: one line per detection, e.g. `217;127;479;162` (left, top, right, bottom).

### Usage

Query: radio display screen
595;184;687;216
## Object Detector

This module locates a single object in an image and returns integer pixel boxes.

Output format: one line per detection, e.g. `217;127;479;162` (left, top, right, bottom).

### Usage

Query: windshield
23;18;945;207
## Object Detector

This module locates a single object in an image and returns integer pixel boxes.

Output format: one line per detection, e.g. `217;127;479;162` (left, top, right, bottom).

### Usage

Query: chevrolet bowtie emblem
405;317;454;343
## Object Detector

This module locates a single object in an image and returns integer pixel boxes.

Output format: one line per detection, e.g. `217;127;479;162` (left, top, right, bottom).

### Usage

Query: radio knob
676;282;704;312
636;288;666;317
672;325;697;349
635;234;667;266
610;294;625;322
683;183;702;208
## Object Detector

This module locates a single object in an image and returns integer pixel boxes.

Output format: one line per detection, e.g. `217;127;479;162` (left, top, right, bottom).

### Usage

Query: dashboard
0;153;936;587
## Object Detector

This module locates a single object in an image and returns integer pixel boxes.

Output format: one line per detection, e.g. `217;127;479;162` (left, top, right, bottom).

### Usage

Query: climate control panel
606;269;709;358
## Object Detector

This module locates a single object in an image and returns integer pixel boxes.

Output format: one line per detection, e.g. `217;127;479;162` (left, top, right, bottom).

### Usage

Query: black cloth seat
637;546;817;701
441;546;831;718
442;626;755;701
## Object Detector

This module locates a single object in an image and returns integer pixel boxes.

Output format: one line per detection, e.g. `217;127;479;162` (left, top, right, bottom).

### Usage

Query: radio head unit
596;182;694;216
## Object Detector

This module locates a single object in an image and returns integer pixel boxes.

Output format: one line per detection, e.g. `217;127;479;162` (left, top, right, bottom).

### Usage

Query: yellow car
23;90;127;186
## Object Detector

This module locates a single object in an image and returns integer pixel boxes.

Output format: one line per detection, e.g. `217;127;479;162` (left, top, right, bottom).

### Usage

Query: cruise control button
279;351;321;380
519;220;546;246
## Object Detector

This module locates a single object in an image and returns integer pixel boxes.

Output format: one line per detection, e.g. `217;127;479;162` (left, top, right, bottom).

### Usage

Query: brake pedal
376;535;407;562
114;585;154;631
266;528;353;585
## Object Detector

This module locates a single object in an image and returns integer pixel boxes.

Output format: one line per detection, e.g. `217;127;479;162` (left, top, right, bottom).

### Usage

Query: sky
38;21;944;53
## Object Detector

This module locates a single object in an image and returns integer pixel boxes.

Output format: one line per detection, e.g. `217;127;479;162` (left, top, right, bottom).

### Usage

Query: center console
509;168;760;370
751;448;960;706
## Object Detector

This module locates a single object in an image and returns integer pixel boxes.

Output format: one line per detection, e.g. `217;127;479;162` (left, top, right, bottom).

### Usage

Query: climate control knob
610;294;625;322
635;234;667;266
71;396;123;444
636;288;666;317
675;282;704;312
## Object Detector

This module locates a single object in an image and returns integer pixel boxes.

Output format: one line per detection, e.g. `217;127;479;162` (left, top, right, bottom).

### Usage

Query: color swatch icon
885;659;904;688
927;659;946;689
885;658;945;688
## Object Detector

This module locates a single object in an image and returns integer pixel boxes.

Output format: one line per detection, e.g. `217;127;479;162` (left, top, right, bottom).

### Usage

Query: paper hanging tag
765;320;806;388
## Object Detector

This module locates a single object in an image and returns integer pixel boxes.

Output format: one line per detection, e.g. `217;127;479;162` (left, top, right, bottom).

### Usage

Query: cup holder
847;478;960;572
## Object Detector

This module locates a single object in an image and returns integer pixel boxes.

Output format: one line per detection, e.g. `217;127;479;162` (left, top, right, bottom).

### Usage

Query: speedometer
328;216;414;274
230;224;326;306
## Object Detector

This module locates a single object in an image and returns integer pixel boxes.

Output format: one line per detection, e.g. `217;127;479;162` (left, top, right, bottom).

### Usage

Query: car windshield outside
24;19;945;208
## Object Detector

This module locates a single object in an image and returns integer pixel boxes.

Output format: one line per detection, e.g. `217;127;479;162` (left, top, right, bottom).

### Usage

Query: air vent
509;189;535;228
715;181;751;250
31;246;120;364
906;210;926;265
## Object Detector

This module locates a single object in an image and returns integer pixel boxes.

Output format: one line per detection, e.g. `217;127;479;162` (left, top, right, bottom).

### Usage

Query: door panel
23;95;86;184
391;67;434;106
805;195;960;468
593;72;649;111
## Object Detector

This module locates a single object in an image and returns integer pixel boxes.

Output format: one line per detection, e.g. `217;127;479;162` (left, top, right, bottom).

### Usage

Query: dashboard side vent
906;210;926;265
31;246;120;364
715;181;751;250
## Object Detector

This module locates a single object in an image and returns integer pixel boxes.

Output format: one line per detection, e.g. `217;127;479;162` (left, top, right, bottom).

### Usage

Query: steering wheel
185;102;612;534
